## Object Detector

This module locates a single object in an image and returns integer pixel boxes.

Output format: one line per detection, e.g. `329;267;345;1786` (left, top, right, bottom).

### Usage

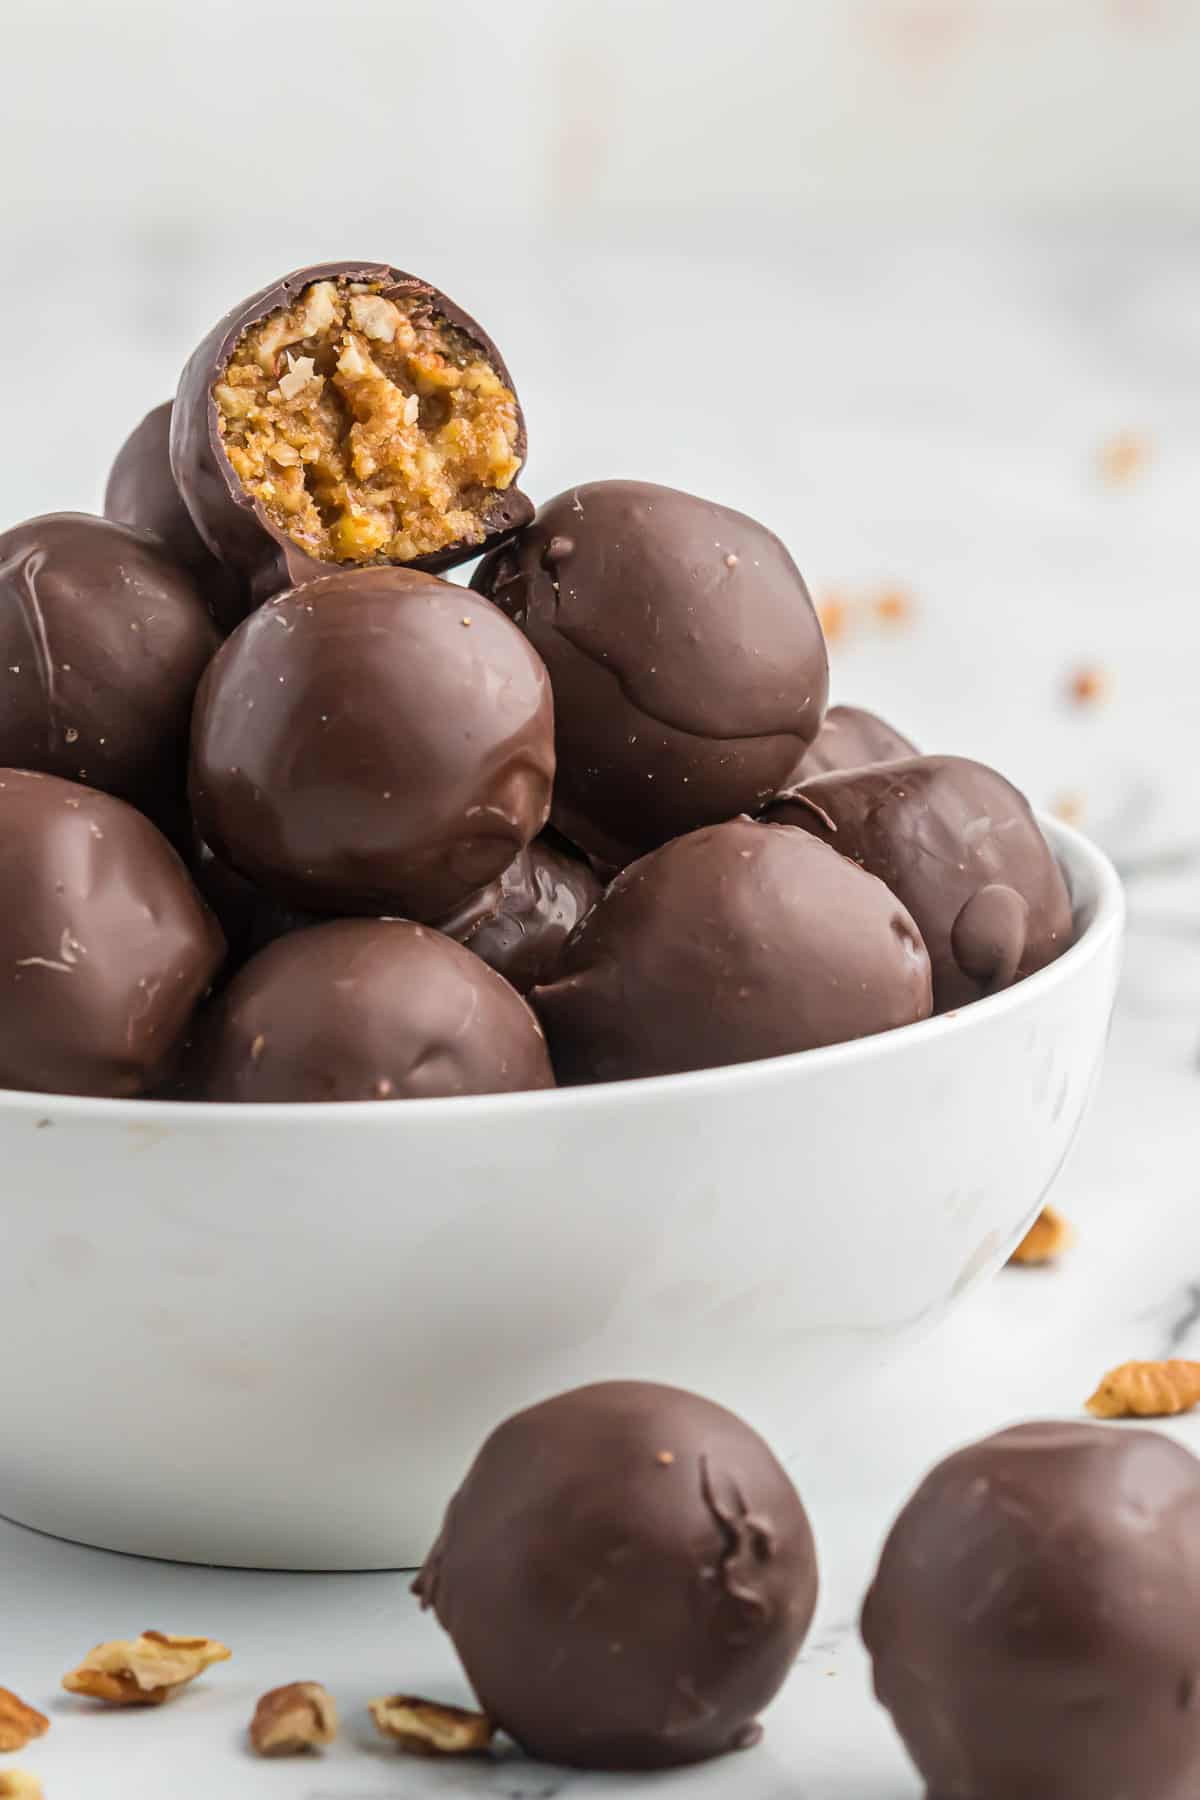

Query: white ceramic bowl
0;817;1122;1570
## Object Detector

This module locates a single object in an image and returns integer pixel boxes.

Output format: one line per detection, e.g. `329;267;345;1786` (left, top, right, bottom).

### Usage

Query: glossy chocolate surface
182;917;554;1102
532;816;932;1084
190;836;318;963
0;513;220;824
473;481;828;868
767;754;1073;1010
104;401;243;627
781;702;917;787
189;567;554;923
862;1422;1200;1800
170;261;531;612
0;769;224;1097
439;833;602;993
415;1380;817;1769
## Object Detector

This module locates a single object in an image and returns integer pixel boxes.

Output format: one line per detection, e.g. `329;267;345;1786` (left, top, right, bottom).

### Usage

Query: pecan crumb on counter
62;1630;231;1706
1096;431;1151;487
873;585;916;627
1009;1205;1075;1266
1066;664;1111;708
0;1771;45;1799
0;1690;48;1753
1050;790;1087;827
368;1694;494;1757
1086;1359;1200;1419
249;1681;338;1756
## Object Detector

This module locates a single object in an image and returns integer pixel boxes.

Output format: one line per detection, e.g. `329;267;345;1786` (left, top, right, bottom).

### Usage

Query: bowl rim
0;813;1124;1129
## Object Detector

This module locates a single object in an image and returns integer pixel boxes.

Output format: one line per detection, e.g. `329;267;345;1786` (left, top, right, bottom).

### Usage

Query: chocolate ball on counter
767;754;1073;1011
472;481;828;869
0;770;224;1097
439;833;602;994
415;1380;817;1769
862;1422;1200;1800
189;567;555;923
532;816;932;1084
0;513;220;825
104;401;243;627
781;702;917;788
171;262;532;612
181;918;554;1103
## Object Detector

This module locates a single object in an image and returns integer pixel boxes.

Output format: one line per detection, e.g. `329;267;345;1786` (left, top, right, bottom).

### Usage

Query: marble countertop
4;224;1200;1794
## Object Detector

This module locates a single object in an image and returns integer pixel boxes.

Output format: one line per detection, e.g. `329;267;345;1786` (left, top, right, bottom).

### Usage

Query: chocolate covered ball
0;513;220;824
104;401;243;627
473;481;828;868
439;833;602;994
415;1380;817;1769
532;816;932;1083
181;918;554;1102
194;830;596;990
862;1422;1200;1800
0;770;224;1097
190;836;318;963
189;567;554;922
767;754;1073;1010
171;262;532;612
781;702;917;787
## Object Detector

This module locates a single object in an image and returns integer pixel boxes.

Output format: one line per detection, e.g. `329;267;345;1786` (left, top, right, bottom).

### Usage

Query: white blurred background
5;0;1199;885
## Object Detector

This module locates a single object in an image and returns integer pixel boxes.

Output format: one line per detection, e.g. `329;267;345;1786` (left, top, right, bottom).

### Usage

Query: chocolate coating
194;830;595;989
181;918;554;1102
767;754;1073;1011
0;769;224;1097
190;836;318;962
439;834;602;993
171;262;532;612
781;702;917;787
0;513;220;824
415;1380;817;1769
862;1422;1200;1800
104;401;243;627
473;481;828;868
532;816;932;1084
189;567;554;922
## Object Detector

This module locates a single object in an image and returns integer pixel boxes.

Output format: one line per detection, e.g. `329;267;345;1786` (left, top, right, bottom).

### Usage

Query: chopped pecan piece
249;1682;338;1755
0;1771;45;1798
0;1689;48;1754
62;1630;231;1705
368;1694;493;1756
1009;1205;1074;1266
1086;1359;1200;1419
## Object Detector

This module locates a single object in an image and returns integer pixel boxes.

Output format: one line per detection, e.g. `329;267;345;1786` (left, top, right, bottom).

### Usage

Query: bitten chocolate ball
189;568;554;922
862;1422;1200;1800
0;514;220;824
532;817;932;1083
439;833;602;994
473;481;828;868
415;1380;817;1769
767;754;1073;1010
171;262;532;612
104;401;242;627
181;918;554;1102
782;702;917;787
0;770;224;1097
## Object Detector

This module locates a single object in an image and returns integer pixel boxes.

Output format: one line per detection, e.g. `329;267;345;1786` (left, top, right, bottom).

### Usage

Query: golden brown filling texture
214;279;521;564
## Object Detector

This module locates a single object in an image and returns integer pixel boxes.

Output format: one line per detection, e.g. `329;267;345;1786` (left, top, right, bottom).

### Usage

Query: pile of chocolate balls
0;261;1072;1101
